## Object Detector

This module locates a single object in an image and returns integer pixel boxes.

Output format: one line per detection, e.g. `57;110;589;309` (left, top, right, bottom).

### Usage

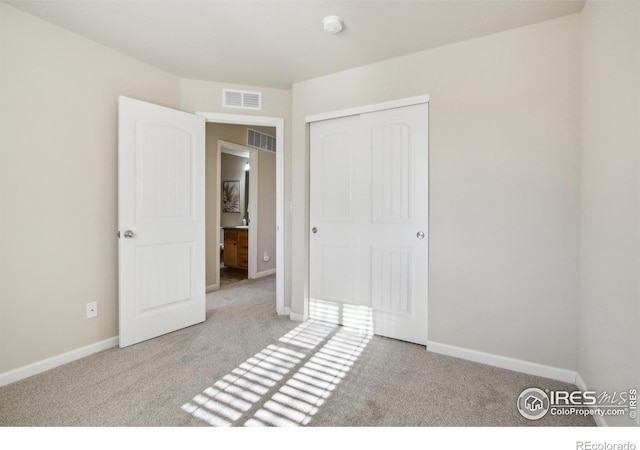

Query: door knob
312;227;318;234
123;230;135;239
416;231;425;240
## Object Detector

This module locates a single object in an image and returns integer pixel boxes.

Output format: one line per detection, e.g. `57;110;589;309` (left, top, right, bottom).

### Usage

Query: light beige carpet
0;275;594;427
219;266;248;285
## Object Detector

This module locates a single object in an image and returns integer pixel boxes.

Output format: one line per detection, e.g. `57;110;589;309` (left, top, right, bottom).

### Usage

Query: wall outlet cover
86;301;98;319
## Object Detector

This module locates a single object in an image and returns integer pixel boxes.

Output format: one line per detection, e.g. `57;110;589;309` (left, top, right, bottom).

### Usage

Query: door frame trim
305;95;429;123
197;112;285;316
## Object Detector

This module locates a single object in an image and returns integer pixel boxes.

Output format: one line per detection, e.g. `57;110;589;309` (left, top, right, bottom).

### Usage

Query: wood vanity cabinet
223;228;248;270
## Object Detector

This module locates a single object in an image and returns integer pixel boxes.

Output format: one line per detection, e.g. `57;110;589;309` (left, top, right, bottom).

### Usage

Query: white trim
206;283;219;293
574;371;588;392
305;95;429;123
0;337;119;387
220;143;251;158
253;268;277;279
427;341;576;384
248;148;258;280
289;312;305;322
197;112;285;316
555;371;636;427
574;373;614;427
197;112;279;128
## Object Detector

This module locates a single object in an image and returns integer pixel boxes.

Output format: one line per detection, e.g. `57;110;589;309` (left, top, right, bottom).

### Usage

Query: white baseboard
427;340;577;384
206;283;219;293
289;312;305;322
574;371;589;392
253;268;276;279
0;336;119;387
574;372;609;427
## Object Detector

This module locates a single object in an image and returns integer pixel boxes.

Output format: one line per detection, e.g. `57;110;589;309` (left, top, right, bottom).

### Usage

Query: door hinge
117;231;121;238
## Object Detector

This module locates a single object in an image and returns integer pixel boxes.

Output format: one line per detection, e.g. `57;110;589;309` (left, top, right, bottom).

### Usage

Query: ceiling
5;0;585;89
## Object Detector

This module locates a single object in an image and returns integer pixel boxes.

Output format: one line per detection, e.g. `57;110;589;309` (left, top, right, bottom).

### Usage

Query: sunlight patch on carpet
181;299;373;426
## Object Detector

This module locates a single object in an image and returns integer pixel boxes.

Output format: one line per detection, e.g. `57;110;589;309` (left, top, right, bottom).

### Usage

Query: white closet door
310;102;428;345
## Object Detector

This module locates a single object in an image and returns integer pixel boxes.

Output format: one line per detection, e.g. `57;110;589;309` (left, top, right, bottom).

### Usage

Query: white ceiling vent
223;89;262;110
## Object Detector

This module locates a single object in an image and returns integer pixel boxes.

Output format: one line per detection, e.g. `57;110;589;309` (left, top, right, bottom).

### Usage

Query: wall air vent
247;128;276;152
223;89;262;110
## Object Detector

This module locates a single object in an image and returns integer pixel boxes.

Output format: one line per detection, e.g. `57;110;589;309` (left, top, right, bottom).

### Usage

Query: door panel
370;246;412;314
138;123;194;219
319;132;356;222
319;244;357;303
309;116;360;307
310;103;428;345
371;123;412;222
136;243;192;310
119;96;205;348
361;103;428;344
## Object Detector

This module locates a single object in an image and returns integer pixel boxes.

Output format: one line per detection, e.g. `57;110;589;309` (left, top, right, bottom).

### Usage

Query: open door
118;96;205;348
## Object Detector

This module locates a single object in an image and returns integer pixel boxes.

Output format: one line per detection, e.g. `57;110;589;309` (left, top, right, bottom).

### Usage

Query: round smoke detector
323;15;344;34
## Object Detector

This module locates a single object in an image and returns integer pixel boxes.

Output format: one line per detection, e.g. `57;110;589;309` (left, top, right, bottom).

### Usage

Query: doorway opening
217;139;252;287
198;112;285;316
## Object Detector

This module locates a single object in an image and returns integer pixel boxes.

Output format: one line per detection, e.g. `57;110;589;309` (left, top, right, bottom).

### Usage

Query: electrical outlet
86;301;98;319
263;252;270;262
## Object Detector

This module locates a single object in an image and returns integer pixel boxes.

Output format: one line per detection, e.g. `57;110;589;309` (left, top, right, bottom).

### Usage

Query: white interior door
310;102;428;345
118;96;206;348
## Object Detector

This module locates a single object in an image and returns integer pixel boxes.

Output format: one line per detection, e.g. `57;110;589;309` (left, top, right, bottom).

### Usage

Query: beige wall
292;14;582;370
257;148;277;276
579;1;640;426
0;4;181;372
204;123;277;289
0;6;291;375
